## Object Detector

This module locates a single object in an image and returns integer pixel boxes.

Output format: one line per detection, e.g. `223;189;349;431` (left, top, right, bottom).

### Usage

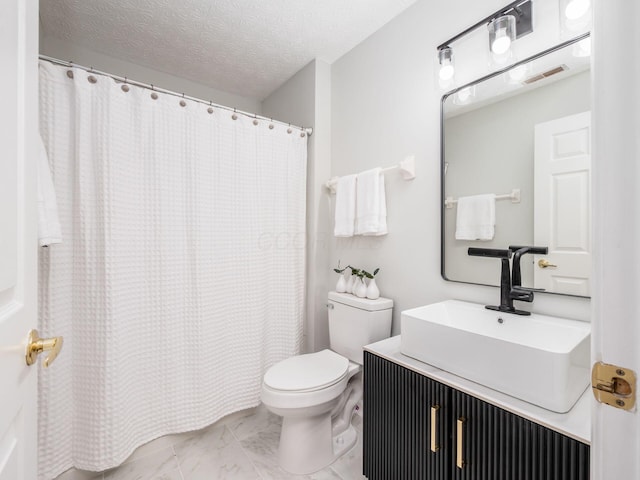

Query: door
0;1;39;479
363;353;452;479
591;1;640;479
451;388;589;480
534;111;591;296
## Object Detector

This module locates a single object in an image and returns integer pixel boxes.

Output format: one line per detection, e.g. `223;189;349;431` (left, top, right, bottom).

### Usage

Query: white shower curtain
37;61;307;479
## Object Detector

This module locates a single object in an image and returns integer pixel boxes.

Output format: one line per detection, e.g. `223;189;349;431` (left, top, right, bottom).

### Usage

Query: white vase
345;275;355;294
366;278;380;300
335;273;347;293
354;278;368;298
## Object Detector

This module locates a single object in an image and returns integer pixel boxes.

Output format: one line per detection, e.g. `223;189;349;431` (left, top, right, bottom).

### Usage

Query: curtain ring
121;77;130;92
86;67;97;84
269;118;274;130
253;115;259;126
207;101;214;114
150;85;158;100
66;60;75;79
287;124;292;134
232;108;238;120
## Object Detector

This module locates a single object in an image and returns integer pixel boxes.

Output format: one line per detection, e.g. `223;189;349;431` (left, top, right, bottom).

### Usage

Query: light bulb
508;64;527;82
565;0;590;20
456;87;472;103
573;37;591;57
438;47;454;83
439;63;454;81
492;27;511;55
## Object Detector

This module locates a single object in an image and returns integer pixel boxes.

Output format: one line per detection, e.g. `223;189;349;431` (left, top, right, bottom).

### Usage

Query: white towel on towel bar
37;135;62;247
356;168;388;236
334;174;357;237
455;194;496;241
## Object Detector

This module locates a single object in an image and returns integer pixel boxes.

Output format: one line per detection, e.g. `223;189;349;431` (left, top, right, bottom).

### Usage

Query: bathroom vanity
363;336;590;480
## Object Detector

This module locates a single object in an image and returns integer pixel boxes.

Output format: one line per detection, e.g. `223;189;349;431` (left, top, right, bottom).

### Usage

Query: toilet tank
327;291;393;365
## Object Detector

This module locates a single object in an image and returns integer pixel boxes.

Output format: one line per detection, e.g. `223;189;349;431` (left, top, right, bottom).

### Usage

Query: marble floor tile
121;435;176;465
173;423;260;480
329;434;366;480
103;447;182;480
352;412;363;432
54;404;365;480
55;468;103;480
238;427;346;480
225;404;282;442
309;468;345;480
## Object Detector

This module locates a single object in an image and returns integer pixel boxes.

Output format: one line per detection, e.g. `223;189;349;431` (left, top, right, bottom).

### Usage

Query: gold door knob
538;259;558;269
25;329;64;367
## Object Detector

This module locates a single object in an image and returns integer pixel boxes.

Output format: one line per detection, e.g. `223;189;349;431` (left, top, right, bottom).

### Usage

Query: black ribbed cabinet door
451;389;590;480
364;353;589;480
364;352;451;479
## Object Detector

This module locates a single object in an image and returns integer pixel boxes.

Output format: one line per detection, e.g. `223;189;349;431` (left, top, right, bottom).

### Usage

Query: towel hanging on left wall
334;174;357;237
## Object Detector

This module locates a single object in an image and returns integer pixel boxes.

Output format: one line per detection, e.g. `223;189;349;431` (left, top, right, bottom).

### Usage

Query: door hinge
592;362;636;411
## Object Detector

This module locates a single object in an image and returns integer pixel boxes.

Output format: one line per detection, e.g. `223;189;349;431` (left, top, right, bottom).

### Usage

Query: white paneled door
534;111;591;296
0;1;39;479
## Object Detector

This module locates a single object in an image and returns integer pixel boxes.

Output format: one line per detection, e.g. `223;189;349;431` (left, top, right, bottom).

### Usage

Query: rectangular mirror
441;35;591;297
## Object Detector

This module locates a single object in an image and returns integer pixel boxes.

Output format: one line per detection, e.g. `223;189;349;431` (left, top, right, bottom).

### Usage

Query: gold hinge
592;362;636;411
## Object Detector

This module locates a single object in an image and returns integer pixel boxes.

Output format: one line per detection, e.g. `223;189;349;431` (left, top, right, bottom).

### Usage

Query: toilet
261;291;393;474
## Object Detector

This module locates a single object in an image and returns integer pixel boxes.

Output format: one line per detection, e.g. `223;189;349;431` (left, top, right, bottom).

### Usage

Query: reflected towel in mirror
455;194;495;241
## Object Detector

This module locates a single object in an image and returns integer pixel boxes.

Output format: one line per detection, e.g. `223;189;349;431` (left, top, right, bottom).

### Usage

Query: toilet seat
264;349;349;393
261;350;359;410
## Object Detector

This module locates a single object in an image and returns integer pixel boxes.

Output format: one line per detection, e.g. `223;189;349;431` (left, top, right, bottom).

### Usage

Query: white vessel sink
400;300;590;413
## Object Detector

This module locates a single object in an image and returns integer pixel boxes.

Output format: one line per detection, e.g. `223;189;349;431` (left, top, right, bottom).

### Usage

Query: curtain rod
38;55;313;137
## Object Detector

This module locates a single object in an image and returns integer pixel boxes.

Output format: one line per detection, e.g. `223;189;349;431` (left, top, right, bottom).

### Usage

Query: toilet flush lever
326;303;334;310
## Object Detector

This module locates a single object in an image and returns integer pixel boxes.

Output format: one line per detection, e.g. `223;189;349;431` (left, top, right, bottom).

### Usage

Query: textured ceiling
39;0;417;100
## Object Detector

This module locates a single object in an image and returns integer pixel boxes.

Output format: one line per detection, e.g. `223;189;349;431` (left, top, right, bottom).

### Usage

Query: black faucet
509;245;549;288
468;246;548;316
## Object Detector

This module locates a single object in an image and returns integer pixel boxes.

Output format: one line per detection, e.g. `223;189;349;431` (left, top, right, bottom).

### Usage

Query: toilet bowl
261;292;393;474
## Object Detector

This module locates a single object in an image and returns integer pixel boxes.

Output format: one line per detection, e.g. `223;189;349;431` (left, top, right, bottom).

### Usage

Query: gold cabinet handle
456;417;466;469
430;405;440;452
538;259;557;268
25;329;64;367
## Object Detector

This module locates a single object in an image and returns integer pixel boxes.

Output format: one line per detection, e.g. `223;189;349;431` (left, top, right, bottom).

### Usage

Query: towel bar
445;189;520;209
325;155;416;194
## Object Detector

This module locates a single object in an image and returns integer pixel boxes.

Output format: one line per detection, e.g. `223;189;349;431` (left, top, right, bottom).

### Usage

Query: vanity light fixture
560;0;591;33
453;85;475;105
572;37;591;57
564;0;590;20
488;15;516;55
438;46;455;82
436;0;533;89
507;62;531;83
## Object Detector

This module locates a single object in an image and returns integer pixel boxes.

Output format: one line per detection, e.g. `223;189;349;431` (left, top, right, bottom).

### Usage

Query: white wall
262;60;332;353
40;35;262;114
330;0;590;335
